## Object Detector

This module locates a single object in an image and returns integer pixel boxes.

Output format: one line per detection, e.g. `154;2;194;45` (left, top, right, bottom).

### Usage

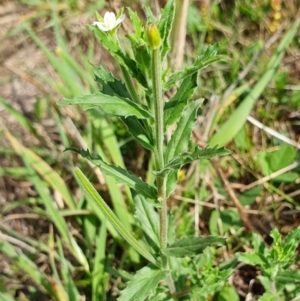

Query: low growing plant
237;226;300;301
58;1;230;299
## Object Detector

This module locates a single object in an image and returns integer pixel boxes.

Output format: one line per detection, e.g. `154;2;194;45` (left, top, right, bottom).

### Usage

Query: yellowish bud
147;24;161;49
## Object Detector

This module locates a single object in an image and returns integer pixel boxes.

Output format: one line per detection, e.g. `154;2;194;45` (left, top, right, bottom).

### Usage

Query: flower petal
104;12;116;30
93;11;124;32
115;14;125;26
93;21;109;32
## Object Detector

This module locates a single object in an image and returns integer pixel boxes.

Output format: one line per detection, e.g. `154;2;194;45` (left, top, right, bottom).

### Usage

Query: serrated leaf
158;0;175;60
93;65;131;99
67;148;159;206
75;168;157;265
94;64;114;82
58;93;153;119
134;191;160;253
144;6;156;24
156;146;230;176
285;225;300;245
117;265;168;301
121;116;154;151
164;145;227;197
165;99;203;164
164;236;226;258
127;7;143;40
164;73;198;128
91;25;148;88
164;44;221;89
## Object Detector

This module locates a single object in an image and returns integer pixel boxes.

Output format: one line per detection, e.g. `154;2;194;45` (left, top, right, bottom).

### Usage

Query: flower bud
147;24;161;49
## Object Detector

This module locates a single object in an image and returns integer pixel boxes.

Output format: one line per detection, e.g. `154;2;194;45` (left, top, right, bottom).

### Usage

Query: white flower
93;12;125;32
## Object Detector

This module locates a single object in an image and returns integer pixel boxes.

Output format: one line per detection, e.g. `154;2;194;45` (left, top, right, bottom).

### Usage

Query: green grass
0;0;299;300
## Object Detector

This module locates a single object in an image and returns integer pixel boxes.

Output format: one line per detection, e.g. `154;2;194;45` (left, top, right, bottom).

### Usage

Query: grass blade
4;128;89;271
0;240;56;297
4;129;75;209
209;17;300;147
92;222;108;301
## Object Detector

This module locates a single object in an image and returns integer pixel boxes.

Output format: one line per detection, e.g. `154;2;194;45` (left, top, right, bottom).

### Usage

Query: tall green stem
152;48;164;172
151;36;177;298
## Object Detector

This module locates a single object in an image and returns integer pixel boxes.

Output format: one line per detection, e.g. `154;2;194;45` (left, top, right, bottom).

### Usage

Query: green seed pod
147;24;161;50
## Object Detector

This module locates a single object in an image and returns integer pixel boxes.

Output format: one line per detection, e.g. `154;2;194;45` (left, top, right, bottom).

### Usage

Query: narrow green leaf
209;17;300;147
121;116;154;151
165;99;203;164
156;146;230;176
81;193;118;238
68;148;159;206
164;236;226;257
92;223;108;301
134;191;160;253
58;93;153;120
94;145;134;232
144;7;156;24
69;238;90;273
74;167;157;265
117;265;167;301
164;73;198;128
127;7;143;38
55;237;80;301
164;44;221;89
158;0;175;60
